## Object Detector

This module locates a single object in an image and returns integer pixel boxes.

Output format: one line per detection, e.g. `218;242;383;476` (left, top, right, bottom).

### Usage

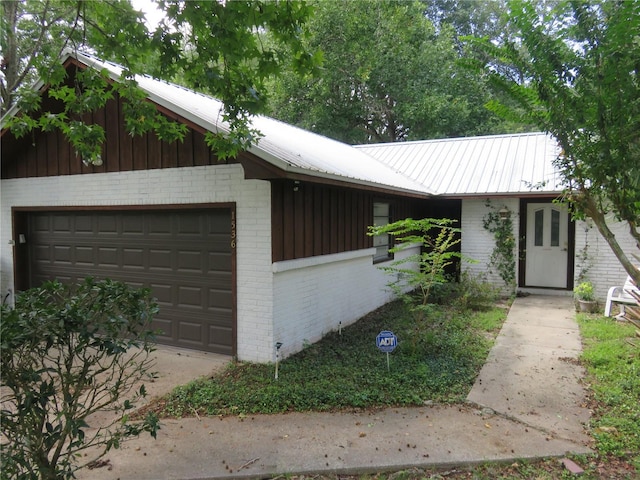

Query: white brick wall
0;165;274;362
461;198;520;295
460;197;638;301
574;217;638;301
271;245;419;360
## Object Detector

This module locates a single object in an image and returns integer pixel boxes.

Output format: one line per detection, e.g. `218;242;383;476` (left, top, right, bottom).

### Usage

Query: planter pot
578;299;597;313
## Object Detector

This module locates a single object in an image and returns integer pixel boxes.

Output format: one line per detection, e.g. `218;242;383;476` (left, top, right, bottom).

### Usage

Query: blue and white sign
376;330;398;353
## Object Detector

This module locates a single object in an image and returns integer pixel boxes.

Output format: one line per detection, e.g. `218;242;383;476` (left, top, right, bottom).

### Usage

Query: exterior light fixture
498;207;510;221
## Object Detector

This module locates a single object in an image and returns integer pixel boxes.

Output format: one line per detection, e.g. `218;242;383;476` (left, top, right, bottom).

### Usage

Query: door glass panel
534;209;544;246
551;209;560;246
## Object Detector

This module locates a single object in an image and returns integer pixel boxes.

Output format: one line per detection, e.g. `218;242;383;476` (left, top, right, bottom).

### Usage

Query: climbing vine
575;221;594;284
482;201;516;290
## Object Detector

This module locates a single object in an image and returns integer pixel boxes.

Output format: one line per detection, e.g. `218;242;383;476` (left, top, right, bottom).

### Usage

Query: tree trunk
586;197;640;285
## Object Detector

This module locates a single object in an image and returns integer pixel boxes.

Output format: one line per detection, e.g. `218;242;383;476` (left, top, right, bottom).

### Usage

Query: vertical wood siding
271;179;416;262
1;92;223;179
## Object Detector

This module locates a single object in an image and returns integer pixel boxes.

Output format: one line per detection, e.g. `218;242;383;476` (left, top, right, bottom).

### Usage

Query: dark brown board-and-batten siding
271;179;416;263
1;94;224;179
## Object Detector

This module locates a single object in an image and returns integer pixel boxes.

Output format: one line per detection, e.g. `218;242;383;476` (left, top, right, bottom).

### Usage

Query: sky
131;0;165;30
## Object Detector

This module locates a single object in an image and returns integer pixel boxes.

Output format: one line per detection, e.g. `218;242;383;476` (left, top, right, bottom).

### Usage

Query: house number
231;211;236;249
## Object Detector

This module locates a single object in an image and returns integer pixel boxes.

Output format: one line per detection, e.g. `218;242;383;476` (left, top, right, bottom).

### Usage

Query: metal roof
356;133;564;196
64;51;432;196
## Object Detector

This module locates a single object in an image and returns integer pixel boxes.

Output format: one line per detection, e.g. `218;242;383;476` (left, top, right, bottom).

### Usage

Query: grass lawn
151;299;507;417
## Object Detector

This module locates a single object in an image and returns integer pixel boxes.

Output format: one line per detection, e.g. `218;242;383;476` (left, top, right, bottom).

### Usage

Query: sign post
375;330;397;371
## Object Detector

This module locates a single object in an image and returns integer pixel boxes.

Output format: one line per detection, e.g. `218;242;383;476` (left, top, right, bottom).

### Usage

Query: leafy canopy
266;0;520;144
467;0;640;282
1;0;318;162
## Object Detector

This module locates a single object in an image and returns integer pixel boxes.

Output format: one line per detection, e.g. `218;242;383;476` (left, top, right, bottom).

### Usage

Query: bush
0;278;160;480
430;272;500;311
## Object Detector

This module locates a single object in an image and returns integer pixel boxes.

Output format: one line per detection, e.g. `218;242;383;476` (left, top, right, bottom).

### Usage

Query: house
357;136;636;301
1;51;433;362
1;52;635;362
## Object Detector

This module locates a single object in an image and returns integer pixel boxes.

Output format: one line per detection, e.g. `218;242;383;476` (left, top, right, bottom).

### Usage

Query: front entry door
525;203;569;288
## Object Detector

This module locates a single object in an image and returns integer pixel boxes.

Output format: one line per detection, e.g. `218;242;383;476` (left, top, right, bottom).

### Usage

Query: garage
14;207;235;355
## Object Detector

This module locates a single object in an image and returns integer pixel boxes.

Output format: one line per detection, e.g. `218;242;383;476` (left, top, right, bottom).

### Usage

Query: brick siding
0;165;275;362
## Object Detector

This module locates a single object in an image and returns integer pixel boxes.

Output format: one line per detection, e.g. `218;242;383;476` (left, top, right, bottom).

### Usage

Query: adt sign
376;330;397;353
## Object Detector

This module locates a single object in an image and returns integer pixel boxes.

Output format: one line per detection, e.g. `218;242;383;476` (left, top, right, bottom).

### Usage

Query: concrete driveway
143;346;231;402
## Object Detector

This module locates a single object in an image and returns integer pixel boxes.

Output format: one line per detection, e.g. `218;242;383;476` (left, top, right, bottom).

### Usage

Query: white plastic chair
604;275;639;317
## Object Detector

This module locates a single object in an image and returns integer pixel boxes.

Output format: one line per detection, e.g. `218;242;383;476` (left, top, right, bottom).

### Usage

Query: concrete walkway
79;295;592;480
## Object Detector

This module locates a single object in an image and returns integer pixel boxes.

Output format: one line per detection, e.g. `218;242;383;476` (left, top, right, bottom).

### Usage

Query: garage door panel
53;245;72;263
177;250;205;271
150;283;173;305
178;321;202;343
123;248;144;268
148;215;172;235
97;247;119;267
34;244;51;262
209;289;232;309
152;317;173;337
25;209;234;354
209;252;231;270
122;215;144;235
97;215;118;234
208;326;233;354
74;215;93;233
76;246;94;265
178;215;203;235
33;215;50;232
53;215;70;232
149;249;172;270
177;286;204;309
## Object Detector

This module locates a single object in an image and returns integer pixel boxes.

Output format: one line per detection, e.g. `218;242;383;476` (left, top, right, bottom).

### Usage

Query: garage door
23;208;234;355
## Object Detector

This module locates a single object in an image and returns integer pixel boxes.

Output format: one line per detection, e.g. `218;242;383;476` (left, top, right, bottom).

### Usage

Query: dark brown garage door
21;208;234;355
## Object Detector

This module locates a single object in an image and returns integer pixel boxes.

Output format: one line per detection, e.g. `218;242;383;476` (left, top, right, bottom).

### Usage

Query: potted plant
574;281;597;312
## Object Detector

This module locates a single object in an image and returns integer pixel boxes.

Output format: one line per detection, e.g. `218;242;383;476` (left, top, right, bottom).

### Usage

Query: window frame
372;201;393;263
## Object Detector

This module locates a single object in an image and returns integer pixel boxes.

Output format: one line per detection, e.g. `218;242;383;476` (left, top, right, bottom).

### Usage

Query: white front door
525;203;569;288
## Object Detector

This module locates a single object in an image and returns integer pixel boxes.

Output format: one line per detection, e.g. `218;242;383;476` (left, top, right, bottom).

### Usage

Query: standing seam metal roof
4;50;563;198
66;51;433;196
355;133;564;196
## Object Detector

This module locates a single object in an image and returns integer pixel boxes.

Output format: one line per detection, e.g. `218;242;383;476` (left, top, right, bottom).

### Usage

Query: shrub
0;278;160;480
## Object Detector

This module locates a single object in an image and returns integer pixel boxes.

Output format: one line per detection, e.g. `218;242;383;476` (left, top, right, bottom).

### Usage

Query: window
534;209;544;246
551;209;560;246
373;202;392;262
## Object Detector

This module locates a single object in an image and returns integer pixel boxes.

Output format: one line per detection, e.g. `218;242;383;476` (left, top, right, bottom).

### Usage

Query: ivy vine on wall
482;200;516;290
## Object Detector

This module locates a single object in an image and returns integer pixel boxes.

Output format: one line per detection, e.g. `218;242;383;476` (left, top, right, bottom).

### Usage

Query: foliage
578;314;640;467
368;217;465;321
1;0;319;162
574;281;596;302
430;271;501;311
482;201;516;291
576;223;595;284
266;0;519;144
152;300;506;417
467;0;640;284
0;278;159;480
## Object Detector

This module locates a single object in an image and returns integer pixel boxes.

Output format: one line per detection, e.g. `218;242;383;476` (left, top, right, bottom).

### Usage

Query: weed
155;300;506;417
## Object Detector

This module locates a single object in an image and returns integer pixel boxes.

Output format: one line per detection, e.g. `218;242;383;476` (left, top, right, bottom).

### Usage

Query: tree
0;278;159;480
368;217;463;317
266;0;515;145
468;0;640;284
1;0;318;161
